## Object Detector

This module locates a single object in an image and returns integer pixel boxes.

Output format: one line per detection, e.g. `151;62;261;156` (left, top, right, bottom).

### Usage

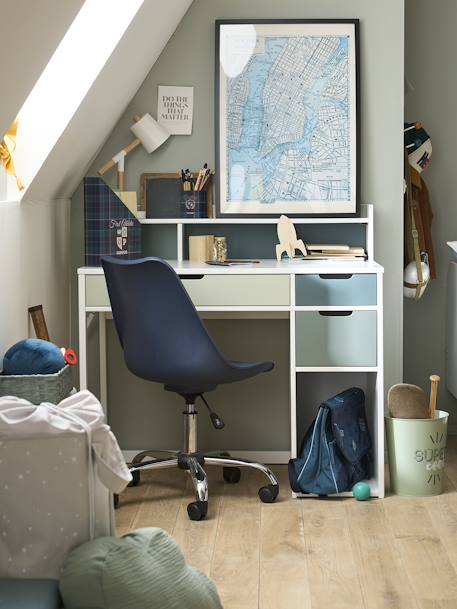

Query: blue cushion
2;339;65;375
0;579;61;609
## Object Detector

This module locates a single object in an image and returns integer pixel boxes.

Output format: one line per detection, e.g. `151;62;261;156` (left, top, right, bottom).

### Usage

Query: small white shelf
139;216;370;225
295;366;379;373
139;204;375;262
139;203;371;225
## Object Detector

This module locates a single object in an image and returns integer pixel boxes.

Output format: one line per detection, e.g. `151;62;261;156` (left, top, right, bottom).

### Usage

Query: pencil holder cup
181;190;207;218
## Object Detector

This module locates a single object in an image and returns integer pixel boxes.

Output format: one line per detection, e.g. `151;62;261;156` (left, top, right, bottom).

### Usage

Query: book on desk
303;244;367;260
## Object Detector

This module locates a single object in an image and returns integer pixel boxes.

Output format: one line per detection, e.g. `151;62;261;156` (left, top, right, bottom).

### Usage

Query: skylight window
9;0;143;201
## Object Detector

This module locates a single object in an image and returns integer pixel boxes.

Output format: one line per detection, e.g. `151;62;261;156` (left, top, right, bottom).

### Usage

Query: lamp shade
130;113;170;154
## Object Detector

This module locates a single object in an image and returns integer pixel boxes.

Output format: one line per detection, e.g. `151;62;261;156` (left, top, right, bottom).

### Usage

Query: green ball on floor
352;482;371;501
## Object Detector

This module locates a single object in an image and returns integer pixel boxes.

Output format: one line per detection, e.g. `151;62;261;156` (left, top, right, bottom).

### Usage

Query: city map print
225;34;353;209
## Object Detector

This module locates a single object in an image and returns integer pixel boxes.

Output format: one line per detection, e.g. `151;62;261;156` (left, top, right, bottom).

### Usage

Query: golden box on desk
189;235;215;262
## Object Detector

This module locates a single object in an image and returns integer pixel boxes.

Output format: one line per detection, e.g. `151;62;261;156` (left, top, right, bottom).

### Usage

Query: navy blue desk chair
102;257;279;520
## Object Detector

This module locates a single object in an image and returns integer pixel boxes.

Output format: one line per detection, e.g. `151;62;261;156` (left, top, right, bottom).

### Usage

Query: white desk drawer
85;274;290;308
181;274;290;306
296;311;377;367
296;274;377;306
86;276;110;307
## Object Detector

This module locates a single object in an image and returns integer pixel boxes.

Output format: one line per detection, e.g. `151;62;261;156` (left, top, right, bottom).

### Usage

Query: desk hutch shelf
139;203;374;265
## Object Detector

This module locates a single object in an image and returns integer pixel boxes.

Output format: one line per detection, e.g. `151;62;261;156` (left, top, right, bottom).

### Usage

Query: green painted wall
71;0;404;452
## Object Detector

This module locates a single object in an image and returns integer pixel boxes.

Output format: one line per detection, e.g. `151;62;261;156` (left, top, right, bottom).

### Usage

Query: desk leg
376;272;385;498
78;274;87;390
99;312;108;415
290;275;296;460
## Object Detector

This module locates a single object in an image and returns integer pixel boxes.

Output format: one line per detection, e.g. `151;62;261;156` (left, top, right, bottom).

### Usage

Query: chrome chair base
123;400;280;521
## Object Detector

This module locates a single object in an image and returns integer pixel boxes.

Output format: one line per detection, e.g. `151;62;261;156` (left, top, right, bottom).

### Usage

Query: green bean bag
59;528;222;609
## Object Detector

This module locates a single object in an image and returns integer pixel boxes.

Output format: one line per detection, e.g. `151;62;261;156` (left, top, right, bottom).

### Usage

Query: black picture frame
215;19;360;218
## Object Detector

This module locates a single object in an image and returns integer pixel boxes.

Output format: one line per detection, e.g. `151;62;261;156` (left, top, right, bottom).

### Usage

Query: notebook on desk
205;260;260;266
304;244;367;260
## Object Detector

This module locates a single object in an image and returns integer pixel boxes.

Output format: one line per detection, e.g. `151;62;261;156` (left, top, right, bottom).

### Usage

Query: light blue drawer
295;274;377;306
296;311;377;367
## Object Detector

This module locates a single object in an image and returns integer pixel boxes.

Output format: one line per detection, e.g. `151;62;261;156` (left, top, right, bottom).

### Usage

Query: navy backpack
289;387;371;495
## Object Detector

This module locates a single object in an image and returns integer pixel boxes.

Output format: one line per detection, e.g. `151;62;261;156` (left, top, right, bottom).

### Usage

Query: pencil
200;170;213;190
194;163;207;191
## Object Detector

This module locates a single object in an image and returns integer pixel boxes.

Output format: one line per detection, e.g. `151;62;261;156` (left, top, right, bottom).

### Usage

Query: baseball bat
429;374;441;419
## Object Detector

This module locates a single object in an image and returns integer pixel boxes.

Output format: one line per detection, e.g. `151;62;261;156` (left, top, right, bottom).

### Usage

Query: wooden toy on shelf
275;215;307;261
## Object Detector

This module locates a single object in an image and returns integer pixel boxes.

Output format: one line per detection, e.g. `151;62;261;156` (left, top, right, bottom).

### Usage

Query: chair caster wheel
187;500;208;521
128;470;140;487
113;493;119;509
223;466;241;484
258;484;279;503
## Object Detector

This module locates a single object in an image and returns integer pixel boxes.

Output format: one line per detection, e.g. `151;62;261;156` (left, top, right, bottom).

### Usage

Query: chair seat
0;579;61;609
164;359;274;394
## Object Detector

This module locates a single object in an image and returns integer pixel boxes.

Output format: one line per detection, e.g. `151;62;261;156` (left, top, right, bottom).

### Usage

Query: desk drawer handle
319;311;353;317
318;274;353;280
179;275;204;280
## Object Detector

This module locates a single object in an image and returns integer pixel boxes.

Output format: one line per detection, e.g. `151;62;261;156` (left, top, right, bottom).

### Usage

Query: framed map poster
215;20;360;217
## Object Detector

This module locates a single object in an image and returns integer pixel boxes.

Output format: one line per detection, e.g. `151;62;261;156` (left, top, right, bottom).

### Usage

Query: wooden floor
116;438;457;609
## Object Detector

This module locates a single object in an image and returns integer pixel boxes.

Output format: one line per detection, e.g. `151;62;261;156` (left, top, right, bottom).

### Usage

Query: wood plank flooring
116;438;457;609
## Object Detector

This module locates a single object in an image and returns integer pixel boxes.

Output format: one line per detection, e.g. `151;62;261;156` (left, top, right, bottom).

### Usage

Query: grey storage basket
0;364;73;404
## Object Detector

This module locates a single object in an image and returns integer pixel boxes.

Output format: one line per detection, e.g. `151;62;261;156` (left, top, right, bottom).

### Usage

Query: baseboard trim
122;450;290;464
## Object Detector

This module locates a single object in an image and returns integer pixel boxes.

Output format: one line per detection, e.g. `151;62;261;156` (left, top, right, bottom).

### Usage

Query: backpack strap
296;407;323;483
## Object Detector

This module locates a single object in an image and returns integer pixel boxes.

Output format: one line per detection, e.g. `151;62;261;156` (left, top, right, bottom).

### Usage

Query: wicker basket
0;365;73;404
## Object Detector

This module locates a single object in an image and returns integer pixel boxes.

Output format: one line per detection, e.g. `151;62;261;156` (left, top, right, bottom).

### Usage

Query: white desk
78;258;384;497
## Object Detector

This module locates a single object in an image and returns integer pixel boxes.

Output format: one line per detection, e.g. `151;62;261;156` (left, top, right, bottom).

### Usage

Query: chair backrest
101;257;227;386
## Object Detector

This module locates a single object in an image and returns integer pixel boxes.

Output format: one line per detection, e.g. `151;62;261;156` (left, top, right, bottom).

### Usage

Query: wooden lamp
98;114;170;190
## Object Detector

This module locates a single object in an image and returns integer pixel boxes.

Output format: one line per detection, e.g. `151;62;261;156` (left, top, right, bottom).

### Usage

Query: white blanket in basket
0;390;132;578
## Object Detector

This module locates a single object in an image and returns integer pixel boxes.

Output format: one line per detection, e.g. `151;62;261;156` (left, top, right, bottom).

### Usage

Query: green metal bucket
385;410;448;496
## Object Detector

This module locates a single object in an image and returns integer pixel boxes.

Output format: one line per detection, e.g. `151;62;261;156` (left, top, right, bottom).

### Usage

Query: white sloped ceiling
0;0;85;141
23;0;193;202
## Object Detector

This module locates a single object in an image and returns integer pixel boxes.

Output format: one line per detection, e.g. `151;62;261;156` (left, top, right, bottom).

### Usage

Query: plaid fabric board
84;177;142;267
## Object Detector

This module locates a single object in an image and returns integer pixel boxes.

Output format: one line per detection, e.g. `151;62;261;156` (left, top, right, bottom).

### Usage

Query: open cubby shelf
293;371;383;498
140;203;374;263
